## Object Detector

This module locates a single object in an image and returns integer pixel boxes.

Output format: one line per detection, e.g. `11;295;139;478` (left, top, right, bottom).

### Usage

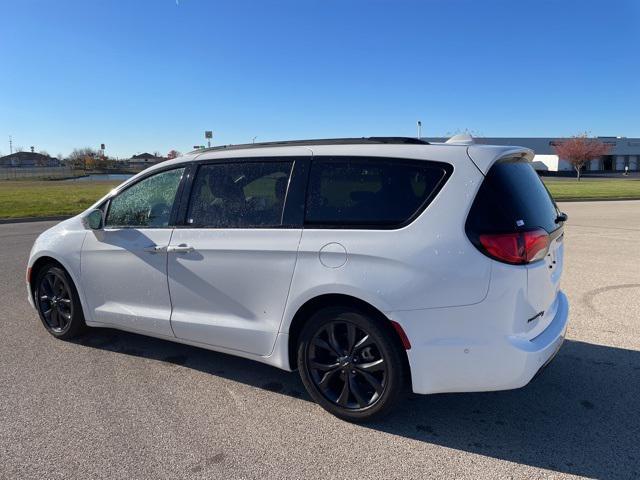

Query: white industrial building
429;137;640;172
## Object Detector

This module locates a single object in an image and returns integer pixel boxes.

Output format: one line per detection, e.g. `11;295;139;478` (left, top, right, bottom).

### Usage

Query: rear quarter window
305;157;451;228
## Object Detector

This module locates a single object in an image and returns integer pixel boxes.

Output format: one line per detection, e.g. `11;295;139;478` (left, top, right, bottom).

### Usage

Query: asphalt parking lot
1;201;639;480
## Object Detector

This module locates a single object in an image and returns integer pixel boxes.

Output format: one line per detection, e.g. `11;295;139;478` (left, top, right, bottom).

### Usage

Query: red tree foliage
553;135;611;181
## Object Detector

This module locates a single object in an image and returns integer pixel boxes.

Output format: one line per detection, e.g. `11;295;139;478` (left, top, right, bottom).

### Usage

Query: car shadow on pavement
72;330;639;480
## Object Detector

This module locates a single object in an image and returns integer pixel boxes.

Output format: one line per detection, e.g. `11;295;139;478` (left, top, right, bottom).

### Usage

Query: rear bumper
392;291;569;395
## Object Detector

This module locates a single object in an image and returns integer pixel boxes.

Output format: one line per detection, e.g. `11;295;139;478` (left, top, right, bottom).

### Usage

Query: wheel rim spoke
49;308;59;327
346;323;357;354
318;368;339;390
43;276;54;296
356;358;385;373
60;311;71;326
336;375;351;406
52;275;62;295
327;323;343;356
356;369;384;395
349;375;368;408
312;337;340;357
352;334;374;352
58;302;70;313
310;360;340;371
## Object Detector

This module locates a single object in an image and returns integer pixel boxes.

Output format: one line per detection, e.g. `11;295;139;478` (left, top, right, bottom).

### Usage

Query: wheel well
287;293;412;387
29;256;64;296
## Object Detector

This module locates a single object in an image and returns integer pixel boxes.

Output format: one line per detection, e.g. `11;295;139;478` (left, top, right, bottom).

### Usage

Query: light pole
252;136;257;144
417;121;422;140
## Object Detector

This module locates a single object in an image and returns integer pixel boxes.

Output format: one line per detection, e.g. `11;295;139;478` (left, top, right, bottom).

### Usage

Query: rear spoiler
466;145;535;175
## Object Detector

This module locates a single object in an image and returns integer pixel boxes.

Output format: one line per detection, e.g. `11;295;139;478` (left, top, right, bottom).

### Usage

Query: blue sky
0;0;638;158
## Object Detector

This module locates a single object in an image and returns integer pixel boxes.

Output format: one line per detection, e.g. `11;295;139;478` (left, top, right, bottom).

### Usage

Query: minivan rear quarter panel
281;145;492;332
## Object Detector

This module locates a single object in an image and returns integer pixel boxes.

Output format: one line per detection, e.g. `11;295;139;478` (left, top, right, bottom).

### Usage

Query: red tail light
478;228;549;265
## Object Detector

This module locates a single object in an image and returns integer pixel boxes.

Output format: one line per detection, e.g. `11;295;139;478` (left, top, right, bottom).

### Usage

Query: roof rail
189;136;429;154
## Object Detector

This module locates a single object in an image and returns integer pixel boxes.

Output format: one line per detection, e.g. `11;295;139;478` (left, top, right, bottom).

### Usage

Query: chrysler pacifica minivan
27;136;569;421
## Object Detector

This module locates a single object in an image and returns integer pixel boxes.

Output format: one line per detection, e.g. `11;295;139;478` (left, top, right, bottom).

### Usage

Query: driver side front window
105;168;185;228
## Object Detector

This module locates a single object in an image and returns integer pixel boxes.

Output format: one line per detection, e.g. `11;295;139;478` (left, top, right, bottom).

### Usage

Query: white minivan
27;136;569;421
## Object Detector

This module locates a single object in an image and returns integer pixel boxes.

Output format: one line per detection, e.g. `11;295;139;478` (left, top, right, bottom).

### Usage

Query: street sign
101;143;105;150
205;131;213;139
193;145;205;149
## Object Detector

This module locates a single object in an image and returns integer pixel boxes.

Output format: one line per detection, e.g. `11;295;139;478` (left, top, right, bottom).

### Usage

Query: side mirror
83;209;104;230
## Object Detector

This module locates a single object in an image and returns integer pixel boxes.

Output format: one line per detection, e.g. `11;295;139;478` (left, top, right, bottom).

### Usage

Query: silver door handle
144;245;167;254
167;244;194;254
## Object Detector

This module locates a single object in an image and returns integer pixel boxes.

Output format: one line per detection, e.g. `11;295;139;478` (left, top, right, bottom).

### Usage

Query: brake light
478;228;549;265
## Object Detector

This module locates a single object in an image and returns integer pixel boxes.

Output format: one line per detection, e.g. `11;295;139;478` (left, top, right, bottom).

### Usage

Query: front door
167;157;306;356
82;167;185;336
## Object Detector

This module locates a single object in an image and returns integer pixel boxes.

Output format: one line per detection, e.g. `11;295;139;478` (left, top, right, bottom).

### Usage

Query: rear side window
305;157;450;227
187;161;293;228
466;159;559;235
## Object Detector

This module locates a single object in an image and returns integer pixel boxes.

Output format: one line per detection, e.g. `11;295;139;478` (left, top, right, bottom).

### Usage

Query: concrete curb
0;216;72;225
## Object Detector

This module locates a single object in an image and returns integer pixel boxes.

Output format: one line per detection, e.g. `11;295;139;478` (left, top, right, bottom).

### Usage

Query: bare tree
68;147;100;170
167;149;181;160
553;135;612;181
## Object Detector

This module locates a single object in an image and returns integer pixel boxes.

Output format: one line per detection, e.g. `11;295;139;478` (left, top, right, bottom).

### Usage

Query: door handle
144;245;167;254
167;244;194;254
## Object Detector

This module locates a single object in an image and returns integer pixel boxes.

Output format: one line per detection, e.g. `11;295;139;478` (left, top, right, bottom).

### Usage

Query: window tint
305;158;449;226
106;168;185;228
466;159;559;234
187;161;293;228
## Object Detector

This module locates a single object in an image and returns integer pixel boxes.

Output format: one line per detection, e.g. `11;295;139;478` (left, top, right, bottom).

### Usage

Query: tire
297;306;406;422
34;264;86;340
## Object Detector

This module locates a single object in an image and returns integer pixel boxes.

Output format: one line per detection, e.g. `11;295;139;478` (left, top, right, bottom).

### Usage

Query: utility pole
417;121;422;140
9;135;13;154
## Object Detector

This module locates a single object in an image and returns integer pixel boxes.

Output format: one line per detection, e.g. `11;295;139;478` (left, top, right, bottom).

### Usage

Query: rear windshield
467;159;559;234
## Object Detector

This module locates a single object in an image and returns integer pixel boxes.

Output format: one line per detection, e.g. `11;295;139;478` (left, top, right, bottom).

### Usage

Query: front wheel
34;264;86;340
297;307;406;422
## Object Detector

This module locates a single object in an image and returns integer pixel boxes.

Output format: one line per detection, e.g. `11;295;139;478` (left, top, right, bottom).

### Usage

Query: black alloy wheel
298;307;405;421
308;321;386;408
34;265;85;339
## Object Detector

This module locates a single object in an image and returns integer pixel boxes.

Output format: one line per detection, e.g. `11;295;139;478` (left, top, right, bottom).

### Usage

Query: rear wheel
297;307;406;421
34;264;86;339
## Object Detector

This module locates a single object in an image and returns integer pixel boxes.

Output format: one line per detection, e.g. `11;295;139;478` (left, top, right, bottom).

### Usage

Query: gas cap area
319;242;347;268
